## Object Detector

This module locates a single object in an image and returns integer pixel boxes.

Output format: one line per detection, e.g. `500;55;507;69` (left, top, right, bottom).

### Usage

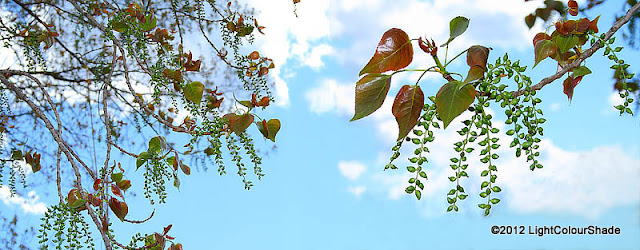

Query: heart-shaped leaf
116;180;131;191
223;113;254;135
435;81;476;129
67;189;87;210
442;16;470;46
553;35;579;53
109;197;128;221
148;136;167;154
359;28;413;76
466;45;490;70
351;74;391;121
184;81;204;105
257;119;281;142
533;40;557;68
392;85;424;140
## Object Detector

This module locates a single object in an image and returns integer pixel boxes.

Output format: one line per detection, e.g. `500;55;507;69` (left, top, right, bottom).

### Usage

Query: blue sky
2;0;640;249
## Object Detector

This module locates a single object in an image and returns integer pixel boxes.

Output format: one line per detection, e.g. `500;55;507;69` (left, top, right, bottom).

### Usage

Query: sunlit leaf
359;28;413;76
435;81;476;129
351;74;391;121
442;16;470;46
392;85;424;140
184;81;204;105
553;35;579;53
223;113;254;135
533;39;557;68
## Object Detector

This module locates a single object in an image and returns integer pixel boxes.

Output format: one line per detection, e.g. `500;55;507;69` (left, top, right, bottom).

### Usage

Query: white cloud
347;186;367;197
338;160;367;180
500;142;640;219
0;186;47;215
549;102;562;112
301;44;334;70
305;78;354;115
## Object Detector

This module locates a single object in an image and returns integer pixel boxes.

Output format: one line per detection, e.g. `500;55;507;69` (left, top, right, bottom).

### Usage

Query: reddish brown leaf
555;22;569;36
249;51;260;60
93;179;102;191
589;16;600;33
568;0;578;16
466;45;490;70
109;197;128;221
164;224;173;235
169;243;183;250
392;85;424;140
179;160;191;175
563;75;583;102
563;20;577;33
359;28;413;76
576;18;590;33
162;69;183;83
533;32;551;46
111;184;123;198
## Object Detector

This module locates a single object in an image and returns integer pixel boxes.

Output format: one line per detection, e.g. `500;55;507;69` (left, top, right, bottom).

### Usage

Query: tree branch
510;1;640;97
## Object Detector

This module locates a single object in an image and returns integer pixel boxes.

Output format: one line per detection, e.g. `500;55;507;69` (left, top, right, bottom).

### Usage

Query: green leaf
573;66;592;77
435;81;476;129
140;14;157;31
359;28;413;76
443;16;470;46
70;199;87;210
10;150;22;160
415;190;422;200
148;136;166;154
351;74;392;121
553;35;579;54
238;100;254;109
533;40;557;68
464;65;485;83
184;81;204;105
111;173;123;183
392;85;425;140
136;152;150;170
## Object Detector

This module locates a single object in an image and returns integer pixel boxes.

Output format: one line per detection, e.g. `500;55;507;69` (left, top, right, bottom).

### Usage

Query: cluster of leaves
352;0;635;216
